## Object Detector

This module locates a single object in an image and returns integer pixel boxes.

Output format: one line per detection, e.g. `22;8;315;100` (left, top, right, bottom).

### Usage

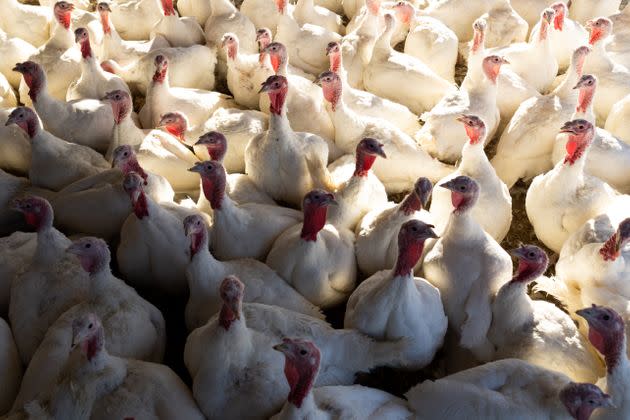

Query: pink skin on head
393;220;437;276
256;29;272;65
577;305;625;374
574;75;596;114
273;339;321;408
457;115;486;145
587;18;611;45
75;28;92;59
158;112;187;142
482;55;508;84
123;172;149;219
195;131;228;162
54;1;74;30
366;0;380;15
275;0;286;13
6;106;39;138
222;34;238;60
218;276;244;331
263;43;285;74
559;119;594;165
12;196;53;232
509;245;549;284
393;2;413;25
326;42;341;73
538;9;554;42
400;177;432;215
67;237;110;275
440;176;479;213
152;55;168;83
183;214;207;259
599;218;630;262
471;19;486;54
301;190;336;241
574;46;590;78
112;145;148;184
72;314;104;362
13;61;45;102
551;2;566;31
317;71;342;111
160;0;176;16
560;383;613;420
354;138;386;177
260;75;289;115
102;90;131;125
97;3;112;34
188;161;227;210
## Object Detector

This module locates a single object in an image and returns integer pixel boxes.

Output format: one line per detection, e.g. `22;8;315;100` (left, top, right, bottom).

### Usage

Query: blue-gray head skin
559;382;613;420
394;220;438;276
559;119;594;165
67;237;111;275
509;245;549;284
576;305;625;374
400;178;433;215
456;114;486;145
439;175;480;213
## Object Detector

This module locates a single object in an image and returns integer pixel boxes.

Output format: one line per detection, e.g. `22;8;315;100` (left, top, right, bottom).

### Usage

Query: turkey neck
301;205;328;241
210;0;236;16
442;205;485;243
107;113;144;162
604;336;629;417
573;87;596;123
490;280;534;344
277;391;318;419
50;13;75;50
88;268;115;301
188;229;223;296
459;136;490;175
554;56;585;98
585;38;615;74
372;20;394;59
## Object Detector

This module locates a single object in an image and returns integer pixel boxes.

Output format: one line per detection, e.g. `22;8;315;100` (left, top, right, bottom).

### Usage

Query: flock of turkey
1;0;630;418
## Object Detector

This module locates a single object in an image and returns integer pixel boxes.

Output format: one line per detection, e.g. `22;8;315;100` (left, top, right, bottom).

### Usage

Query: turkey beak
188;163;203;173
314;74;324;86
425;225;438;239
66;243;83;256
575;306;596;323
509;247;528;259
374;143;387;158
499;57;510;65
559;122;577;135
273;342;289;353
258;81;272;93
438;179;456;192
12;63;25;74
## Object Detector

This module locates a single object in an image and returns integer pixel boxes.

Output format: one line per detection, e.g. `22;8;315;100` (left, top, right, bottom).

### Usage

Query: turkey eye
528;252;535;258
579;125;584;129
459;186;466;191
124;152;128;156
25;204;31;208
86;243;91;248
588;400;594;405
88;323;93;329
299;349;307;355
411;226;418;232
603;314;610;321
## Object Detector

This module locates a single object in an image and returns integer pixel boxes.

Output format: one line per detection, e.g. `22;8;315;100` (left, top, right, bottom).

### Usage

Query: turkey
529;2;588;71
260;42;337;147
193;131;273;205
17;1;80;105
274;0;342;76
266;190;357;308
492;46;591;188
325;41;421;137
424;176;512;364
9;196;89;364
550;74;630;194
406;359;612;419
139;55;231;130
189;160;302;260
150;0;205;48
326;138;388;230
0;318;21;416
245;75;335;207
345;220;447;368
101;45;217;94
317;70;453;192
0;111;31;176
355;177;434;276
97;2;170;66
363;13;454;115
271;338;412;420
5;106;109;191
14;61;115;153
65;27;130;102
117;172;199;296
577;305;630;419
488;245;604;383
526;119;617;253
183;213;323;331
103;89;201;192
429;115;512;242
292;0;344;34
12;237;167;410
415;55;508;163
